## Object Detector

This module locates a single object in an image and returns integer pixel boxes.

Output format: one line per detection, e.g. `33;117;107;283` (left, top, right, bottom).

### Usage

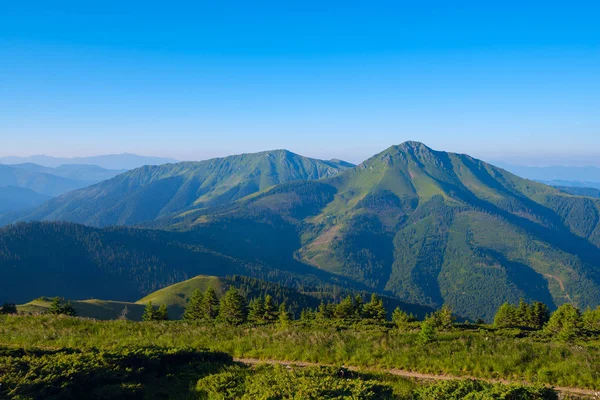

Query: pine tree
156;304;169;321
435;304;455;330
363;294;386;322
516;299;531;327
263;294;277;323
278;301;291;328
392;307;412;331
300;308;316;323
317;301;333;320
530;301;550;329
418;316;436;345
183;289;204;321
142;301;157;322
248;297;266;324
334;295;355;320
545;304;583;341
219;287;247;325
353;295;364;318
48;297;63;315
494;303;517;328
62;302;77;317
583;306;600;332
202;287;219;320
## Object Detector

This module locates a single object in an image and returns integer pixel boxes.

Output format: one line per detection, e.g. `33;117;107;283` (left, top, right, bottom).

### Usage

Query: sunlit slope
176;142;600;321
21;150;352;227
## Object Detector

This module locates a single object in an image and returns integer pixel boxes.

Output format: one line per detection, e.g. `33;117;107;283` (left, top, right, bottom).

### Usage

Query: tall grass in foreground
1;315;599;390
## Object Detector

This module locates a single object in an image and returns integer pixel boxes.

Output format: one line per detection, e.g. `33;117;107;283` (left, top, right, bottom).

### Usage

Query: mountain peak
397;141;432;151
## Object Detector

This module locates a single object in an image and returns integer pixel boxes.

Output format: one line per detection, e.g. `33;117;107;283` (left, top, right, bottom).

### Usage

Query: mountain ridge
2;142;600;321
163;141;600;320
17;150;354;227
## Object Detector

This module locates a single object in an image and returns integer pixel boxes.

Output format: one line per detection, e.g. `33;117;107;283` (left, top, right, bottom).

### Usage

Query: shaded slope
0;221;383;307
0;186;50;213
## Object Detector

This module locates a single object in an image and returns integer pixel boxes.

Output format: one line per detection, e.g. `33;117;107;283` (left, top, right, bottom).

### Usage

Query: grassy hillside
170;142;600;321
3;142;600;321
18;298;149;321
21;150;352;227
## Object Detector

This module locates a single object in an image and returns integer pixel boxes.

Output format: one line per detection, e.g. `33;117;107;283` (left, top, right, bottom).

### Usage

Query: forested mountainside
2;142;600;321
0;222;410;308
20;150;352;226
165;142;600;321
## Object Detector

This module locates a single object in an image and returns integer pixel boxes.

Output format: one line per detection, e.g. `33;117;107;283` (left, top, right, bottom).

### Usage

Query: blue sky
1;1;599;165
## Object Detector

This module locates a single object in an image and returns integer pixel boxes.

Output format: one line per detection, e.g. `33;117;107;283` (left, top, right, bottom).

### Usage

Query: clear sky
1;1;599;165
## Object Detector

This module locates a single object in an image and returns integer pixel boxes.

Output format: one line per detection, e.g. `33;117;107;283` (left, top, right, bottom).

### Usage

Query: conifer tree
418;316;436;344
354;295;364;318
202;287;219;320
363;294;386;322
494;303;517;328
263;294;277;323
156;304;169;321
219;287;247;325
278;301;291;328
517;299;531;327
142;301;157;322
317;301;333;320
545;304;583;341
62;301;77;317
248;297;266;324
300;308;316;323
435;304;455;330
530;301;550;329
48;297;63;315
334;295;355;320
583;306;600;332
392;307;412;331
183;289;204;321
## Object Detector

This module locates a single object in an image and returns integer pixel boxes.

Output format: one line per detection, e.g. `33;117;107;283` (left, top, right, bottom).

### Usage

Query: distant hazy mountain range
0;187;50;214
0;153;177;170
0;163;125;197
3;142;600;322
495;162;600;188
0;163;126;217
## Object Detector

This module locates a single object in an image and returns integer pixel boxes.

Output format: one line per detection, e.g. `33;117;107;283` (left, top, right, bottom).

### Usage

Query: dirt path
234;357;599;397
543;273;574;303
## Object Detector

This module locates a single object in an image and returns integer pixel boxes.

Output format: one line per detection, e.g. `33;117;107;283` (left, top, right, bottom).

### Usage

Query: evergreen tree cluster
493;299;550;329
310;294;387;322
493;299;600;341
141;301;169;321
0;302;17;314
47;297;76;316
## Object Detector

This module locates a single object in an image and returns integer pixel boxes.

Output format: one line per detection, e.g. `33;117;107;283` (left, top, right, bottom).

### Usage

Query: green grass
137;275;226;307
2;315;599;391
17;298;182;322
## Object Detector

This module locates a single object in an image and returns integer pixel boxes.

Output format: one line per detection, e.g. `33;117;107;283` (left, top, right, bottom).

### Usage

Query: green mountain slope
170;142;600;321
17;274;432;321
3;142;600;321
21;150;352;227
